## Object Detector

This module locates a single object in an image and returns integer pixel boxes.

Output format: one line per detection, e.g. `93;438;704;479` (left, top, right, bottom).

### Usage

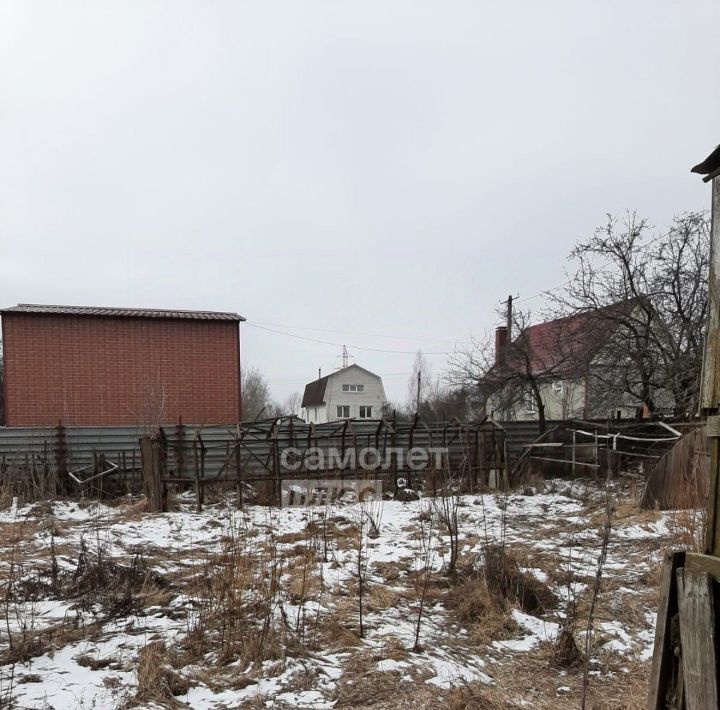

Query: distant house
0;304;244;427
301;364;387;424
485;301;664;423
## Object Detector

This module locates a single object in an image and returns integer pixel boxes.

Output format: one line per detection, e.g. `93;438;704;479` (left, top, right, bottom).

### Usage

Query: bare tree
412;500;436;652
448;307;578;433
282;392;302;418
241;367;272;421
407;350;433;414
138;379;167;432
266;391;302;419
650;212;710;416
554;211;709;417
433;468;462;575
420;381;473;423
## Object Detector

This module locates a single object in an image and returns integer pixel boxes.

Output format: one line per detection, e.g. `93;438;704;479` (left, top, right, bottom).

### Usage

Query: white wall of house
305;404;327;424
302;365;387;423
325;367;386;421
488;374;644;422
488;377;586;421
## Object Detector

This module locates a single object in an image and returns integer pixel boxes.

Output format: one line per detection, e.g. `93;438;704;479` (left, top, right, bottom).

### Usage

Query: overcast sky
1;1;718;405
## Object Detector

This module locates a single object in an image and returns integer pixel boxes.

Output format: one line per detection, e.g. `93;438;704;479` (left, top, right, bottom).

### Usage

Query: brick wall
1;313;241;426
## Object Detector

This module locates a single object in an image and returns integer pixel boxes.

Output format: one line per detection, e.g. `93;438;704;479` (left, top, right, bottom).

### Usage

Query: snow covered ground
0;479;690;708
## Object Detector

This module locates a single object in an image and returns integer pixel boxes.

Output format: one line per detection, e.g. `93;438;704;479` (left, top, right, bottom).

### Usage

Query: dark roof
0;304;245;322
691;144;720;182
302;374;330;408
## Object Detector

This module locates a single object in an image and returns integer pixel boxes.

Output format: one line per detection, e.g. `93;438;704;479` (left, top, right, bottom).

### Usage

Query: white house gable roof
301;364;383;408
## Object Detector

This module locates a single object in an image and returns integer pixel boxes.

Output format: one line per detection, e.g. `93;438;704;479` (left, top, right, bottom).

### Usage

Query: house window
552;381;563;394
342;384;365;392
524;391;537;413
337;405;350;419
359;406;372;418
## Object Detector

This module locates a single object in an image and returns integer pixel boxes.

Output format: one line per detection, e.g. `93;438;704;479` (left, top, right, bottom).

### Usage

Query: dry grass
445;573;518;646
445;682;521;710
550;625;584;668
332;662;408;708
134;640;191;707
314;614;362;650
0;479;680;708
365;584;401;613
665;507;705;551
483;545;557;614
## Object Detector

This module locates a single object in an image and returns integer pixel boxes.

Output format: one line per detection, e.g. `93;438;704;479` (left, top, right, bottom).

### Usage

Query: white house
301;364;387;424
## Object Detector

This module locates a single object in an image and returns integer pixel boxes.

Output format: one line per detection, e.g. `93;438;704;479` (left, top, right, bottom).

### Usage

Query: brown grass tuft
483;544;556;615
445;682;520;710
550;625;584;668
134;640;191;706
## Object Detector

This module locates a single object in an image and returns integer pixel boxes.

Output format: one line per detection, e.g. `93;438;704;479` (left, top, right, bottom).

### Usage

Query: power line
249;319;457;344
248;219;709;355
246;322;454;355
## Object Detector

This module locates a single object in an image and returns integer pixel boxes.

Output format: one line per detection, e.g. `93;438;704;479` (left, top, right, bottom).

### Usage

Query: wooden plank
675;571;687;710
685;551;720;581
706;434;720;556
676;568;718;710
700;178;720;411
647;550;685;710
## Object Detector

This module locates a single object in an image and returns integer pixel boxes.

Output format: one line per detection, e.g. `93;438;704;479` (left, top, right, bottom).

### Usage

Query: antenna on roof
340;344;354;369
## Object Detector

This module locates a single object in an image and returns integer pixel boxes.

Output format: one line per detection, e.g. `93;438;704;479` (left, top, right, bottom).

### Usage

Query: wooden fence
141;416;507;511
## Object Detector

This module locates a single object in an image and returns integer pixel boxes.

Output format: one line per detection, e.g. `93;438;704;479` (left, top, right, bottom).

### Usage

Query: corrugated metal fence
0;417;506;493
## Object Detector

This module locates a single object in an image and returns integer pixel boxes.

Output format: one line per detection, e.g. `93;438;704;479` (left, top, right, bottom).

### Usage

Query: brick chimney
495;326;508;365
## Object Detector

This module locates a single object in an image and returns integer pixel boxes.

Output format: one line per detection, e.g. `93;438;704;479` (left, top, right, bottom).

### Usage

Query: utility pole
342;345;349;369
416;370;421;415
506;294;513;340
647;149;720;709
702;175;720;555
501;294;514;365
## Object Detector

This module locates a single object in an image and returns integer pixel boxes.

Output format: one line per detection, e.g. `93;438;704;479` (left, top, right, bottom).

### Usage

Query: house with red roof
484;301;658;423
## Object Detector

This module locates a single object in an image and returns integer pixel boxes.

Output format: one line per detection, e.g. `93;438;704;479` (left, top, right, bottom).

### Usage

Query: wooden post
706;417;720;555
235;439;243;509
140;435;166;513
649;172;720;708
272;423;282;508
199;434;206;508
193;435;202;513
702;177;720;555
391;411;398;495
155;437;166;511
647;550;685;709
700;177;720;412
593;431;598;477
676;568;718;710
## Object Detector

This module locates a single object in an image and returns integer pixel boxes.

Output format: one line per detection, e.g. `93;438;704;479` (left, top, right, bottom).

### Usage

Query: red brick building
0;304;244;427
